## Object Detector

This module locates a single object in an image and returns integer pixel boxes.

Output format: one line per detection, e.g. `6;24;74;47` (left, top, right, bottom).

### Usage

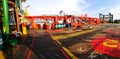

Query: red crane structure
24;14;101;30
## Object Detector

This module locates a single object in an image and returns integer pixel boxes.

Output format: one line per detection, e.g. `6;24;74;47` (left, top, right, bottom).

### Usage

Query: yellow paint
48;29;78;59
3;26;6;33
103;39;119;48
24;9;30;16
22;27;27;35
56;40;61;45
0;50;5;59
33;23;37;29
49;27;101;59
21;16;27;35
21;16;25;23
53;27;101;40
62;47;78;59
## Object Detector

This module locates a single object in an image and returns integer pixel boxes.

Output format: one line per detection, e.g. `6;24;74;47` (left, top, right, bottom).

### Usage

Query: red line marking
27;31;36;59
60;48;70;59
47;32;70;59
53;40;59;46
51;37;70;59
31;37;35;47
27;50;32;59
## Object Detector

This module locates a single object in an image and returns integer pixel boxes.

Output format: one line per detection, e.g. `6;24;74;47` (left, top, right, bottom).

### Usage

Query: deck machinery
0;0;23;48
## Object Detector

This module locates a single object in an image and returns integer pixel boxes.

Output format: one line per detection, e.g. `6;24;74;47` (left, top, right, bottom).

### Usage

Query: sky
22;0;120;19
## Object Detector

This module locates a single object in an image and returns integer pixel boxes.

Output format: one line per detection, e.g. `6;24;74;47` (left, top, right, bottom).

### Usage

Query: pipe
2;0;9;34
15;4;20;32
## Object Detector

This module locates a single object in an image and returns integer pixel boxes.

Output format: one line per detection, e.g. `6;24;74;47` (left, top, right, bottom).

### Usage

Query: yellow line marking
53;27;101;40
62;47;78;59
56;40;61;45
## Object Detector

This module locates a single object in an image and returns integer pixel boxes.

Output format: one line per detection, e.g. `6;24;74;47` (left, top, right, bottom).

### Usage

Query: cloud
79;0;90;10
89;5;120;19
22;0;89;16
109;5;120;19
88;7;108;17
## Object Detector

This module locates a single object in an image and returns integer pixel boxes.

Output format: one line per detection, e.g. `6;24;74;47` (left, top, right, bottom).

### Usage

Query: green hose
2;0;9;34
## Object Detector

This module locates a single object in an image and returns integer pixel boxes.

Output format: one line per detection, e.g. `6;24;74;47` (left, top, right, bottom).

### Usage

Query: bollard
22;22;27;35
22;27;27;35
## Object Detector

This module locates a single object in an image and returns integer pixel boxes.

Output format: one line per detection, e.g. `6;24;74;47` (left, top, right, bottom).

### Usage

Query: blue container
67;23;72;28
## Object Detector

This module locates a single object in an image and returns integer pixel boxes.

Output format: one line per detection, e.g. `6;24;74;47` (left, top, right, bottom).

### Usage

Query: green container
8;39;18;46
58;24;61;28
63;24;66;28
61;24;63;28
60;24;62;28
55;24;59;29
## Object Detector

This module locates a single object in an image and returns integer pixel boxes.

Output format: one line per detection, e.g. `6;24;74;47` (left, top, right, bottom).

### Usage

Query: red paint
27;50;32;59
24;15;101;30
50;36;70;59
91;36;120;58
51;23;55;29
46;24;51;30
31;37;35;47
27;31;36;59
60;48;70;59
47;32;70;58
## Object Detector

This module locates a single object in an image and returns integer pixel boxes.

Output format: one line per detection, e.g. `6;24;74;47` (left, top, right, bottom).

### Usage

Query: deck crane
59;10;90;28
74;16;90;28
